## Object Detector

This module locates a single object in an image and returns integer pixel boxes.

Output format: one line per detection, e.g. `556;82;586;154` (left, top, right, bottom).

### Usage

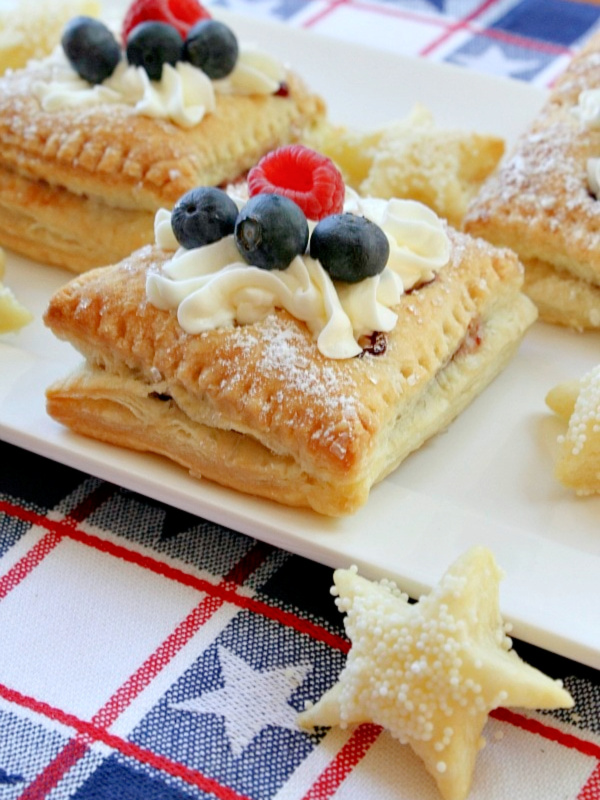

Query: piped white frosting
32;45;285;128
147;189;450;359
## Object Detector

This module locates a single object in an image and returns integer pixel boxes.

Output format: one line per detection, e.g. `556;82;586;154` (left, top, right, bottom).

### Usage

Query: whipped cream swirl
32;45;286;128
146;190;450;359
574;89;600;128
574;91;600;197
587;157;600;198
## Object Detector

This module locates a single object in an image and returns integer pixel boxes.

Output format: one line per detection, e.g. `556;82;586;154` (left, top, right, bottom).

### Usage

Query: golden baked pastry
43;172;536;516
298;548;573;800
0;247;32;334
463;32;600;330
0;23;325;272
546;365;600;494
0;0;101;74
313;106;504;228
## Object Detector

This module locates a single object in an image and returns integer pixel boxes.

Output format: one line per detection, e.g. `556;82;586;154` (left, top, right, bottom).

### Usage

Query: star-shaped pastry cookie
298;547;573;800
546;365;600;495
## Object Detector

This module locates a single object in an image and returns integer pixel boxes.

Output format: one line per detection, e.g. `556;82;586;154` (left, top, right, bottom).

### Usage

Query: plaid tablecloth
1;1;600;799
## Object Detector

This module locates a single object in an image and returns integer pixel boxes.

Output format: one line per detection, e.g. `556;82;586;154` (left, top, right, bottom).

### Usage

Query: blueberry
183;20;238;80
310;213;390;283
171;187;239;249
61;16;121;84
234;194;308;271
126;21;183;81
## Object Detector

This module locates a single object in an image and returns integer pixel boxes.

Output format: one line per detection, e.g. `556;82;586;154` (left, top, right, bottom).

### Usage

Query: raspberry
247;145;345;222
121;0;210;43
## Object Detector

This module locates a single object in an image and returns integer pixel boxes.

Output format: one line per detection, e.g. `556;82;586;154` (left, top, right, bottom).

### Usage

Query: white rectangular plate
1;13;599;669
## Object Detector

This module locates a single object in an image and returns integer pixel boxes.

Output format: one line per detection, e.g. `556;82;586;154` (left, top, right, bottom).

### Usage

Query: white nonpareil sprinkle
298;548;574;800
565;365;600;456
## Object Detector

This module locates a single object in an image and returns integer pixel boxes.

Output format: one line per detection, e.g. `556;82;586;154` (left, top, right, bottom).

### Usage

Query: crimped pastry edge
45;290;537;516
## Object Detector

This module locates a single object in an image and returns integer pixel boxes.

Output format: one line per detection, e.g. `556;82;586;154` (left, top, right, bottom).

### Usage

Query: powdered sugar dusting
465;39;600;269
224;314;361;461
477;118;596;225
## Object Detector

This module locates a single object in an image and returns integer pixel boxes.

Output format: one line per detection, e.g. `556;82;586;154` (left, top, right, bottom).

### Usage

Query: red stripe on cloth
301;0;351;30
302;0;449;32
416;0;570;61
15;540;273;798
62;482;116;524
16;739;89;800
0;485;113;600
93;542;273;728
466;24;570;57
301;709;600;800
419;0;502;57
301;0;570;59
0;682;251;800
70;525;349;652
1;499;349;653
63;524;350;651
301;724;382;800
92;593;225;729
0;532;61;601
578;761;600;800
491;708;600;759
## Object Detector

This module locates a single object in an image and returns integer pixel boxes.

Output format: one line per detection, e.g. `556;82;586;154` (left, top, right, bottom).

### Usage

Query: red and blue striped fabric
1;439;599;800
228;0;600;86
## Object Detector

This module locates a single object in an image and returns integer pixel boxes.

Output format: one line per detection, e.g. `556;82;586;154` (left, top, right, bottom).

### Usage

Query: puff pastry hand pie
0;13;325;272
43;163;537;516
464;31;600;330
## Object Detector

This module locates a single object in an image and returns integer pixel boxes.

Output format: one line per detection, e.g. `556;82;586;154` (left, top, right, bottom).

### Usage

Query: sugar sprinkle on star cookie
298;547;573;800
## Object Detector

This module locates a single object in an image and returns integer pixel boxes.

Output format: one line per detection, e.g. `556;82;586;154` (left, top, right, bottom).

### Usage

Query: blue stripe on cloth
444;35;553;80
0;708;70;798
71;758;198;800
491;0;600;46
129;610;342;800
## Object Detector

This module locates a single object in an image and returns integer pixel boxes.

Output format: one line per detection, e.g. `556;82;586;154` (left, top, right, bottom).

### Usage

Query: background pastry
0;1;325;272
463;31;600;330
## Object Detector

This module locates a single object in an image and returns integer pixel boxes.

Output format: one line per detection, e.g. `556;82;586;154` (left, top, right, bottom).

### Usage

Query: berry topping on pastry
183;19;238;79
171;187;238;249
125;20;183;80
310;213;390;283
248;144;345;221
234;194;309;271
61;16;121;84
121;0;210;42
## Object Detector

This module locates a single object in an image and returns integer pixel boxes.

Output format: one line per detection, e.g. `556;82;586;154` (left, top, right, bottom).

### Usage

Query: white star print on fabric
452;44;541;78
171;646;311;756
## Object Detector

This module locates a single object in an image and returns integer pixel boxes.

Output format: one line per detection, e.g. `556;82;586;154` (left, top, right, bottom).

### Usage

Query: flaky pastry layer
463;31;600;329
0;63;325;271
44;231;536;516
